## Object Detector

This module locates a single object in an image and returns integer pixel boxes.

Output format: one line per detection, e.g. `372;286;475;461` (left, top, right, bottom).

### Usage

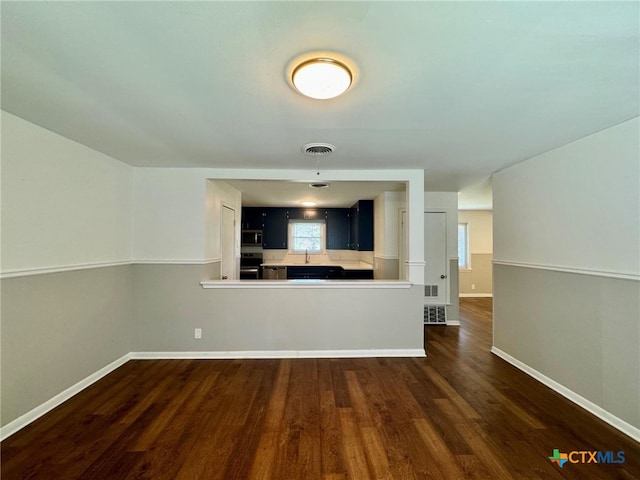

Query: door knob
440;274;447;279
222;276;228;280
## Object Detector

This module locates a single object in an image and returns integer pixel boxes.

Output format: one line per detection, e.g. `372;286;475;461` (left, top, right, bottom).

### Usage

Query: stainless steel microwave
241;230;263;246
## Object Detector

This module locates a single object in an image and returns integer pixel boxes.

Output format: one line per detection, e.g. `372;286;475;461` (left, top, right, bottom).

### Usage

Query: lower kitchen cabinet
341;269;374;280
285;266;373;280
287;266;343;280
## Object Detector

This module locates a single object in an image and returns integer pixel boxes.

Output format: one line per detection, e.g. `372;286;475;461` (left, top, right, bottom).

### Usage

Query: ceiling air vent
302;143;336;156
309;182;330;189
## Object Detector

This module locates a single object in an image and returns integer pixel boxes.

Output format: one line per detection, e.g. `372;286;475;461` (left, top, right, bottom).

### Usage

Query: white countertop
261;261;374;271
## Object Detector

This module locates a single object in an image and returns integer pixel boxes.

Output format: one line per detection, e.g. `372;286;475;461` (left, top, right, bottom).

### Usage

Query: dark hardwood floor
2;298;639;479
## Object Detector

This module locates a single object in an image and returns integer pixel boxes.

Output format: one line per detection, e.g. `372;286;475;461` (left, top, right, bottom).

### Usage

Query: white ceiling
2;1;638;202
458;176;493;210
226;180;406;208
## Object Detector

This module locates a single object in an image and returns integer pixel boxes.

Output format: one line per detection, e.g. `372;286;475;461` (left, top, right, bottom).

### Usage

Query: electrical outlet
194;328;202;339
471;284;476;290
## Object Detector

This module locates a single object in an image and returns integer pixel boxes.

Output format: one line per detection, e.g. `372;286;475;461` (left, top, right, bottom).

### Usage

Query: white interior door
221;205;236;280
424;211;447;303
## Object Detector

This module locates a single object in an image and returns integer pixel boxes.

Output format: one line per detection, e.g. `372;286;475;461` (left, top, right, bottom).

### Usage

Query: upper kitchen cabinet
350;200;374;251
325;208;351;250
262;208;289;249
241;207;264;230
288;208;323;220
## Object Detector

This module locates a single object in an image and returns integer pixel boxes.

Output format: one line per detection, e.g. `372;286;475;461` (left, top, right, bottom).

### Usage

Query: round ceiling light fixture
301;201;317;207
292;58;353;99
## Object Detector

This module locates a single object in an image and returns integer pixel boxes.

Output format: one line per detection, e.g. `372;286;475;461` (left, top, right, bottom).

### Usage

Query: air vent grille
424;305;447;324
302;143;336;156
424;285;439;297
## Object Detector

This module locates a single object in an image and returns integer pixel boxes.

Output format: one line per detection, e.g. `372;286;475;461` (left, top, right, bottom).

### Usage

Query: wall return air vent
424;305;447;324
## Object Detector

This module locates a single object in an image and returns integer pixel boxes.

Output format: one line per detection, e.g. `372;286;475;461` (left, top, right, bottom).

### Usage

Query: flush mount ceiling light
309;182;330;189
301;201;317;207
292;58;353;99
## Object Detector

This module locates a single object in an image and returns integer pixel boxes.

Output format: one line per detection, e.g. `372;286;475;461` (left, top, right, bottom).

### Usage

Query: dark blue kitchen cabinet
325;208;351;250
287;265;345;279
350;200;374;251
262;208;289;249
241;207;264;230
288;208;322;220
342;268;374;280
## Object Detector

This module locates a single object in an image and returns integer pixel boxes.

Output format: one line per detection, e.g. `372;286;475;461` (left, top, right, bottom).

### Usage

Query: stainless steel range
239;252;263;280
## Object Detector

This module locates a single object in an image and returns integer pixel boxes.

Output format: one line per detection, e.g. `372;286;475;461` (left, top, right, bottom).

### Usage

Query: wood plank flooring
2;298;639;479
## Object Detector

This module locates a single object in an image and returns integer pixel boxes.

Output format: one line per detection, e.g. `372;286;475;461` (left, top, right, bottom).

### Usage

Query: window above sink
289;220;326;254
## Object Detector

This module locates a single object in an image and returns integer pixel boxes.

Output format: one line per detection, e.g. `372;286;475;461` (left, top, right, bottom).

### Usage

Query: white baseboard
0;353;131;441
491;347;640;443
459;293;493;298
131;349;426;360
445;320;461;326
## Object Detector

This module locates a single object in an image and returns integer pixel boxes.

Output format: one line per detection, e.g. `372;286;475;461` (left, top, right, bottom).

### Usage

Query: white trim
492;260;639;282
134;259;214;265
220;202;237;280
0;261;132;279
200;280;413;289
491;347;640;443
374;255;399;260
445;320;461;326
131;349;425;360
423;299;453;306
0;353;131;441
0;259;228;278
405;260;426;267
459;293;493;298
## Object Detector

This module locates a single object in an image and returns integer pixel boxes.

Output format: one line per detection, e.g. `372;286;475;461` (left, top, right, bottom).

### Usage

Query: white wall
458;210;493;255
493;117;640;276
133;169;207;262
1;112;134;432
1;111;133;273
458;210;493;295
493;116;640;436
374;191;406;259
204;179;242;262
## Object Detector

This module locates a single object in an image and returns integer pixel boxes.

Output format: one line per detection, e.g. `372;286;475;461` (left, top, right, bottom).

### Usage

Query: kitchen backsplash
263;249;373;265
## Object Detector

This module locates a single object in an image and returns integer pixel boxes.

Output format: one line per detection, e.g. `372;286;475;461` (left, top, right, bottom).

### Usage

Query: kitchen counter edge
200;280;412;289
261;261;373;271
